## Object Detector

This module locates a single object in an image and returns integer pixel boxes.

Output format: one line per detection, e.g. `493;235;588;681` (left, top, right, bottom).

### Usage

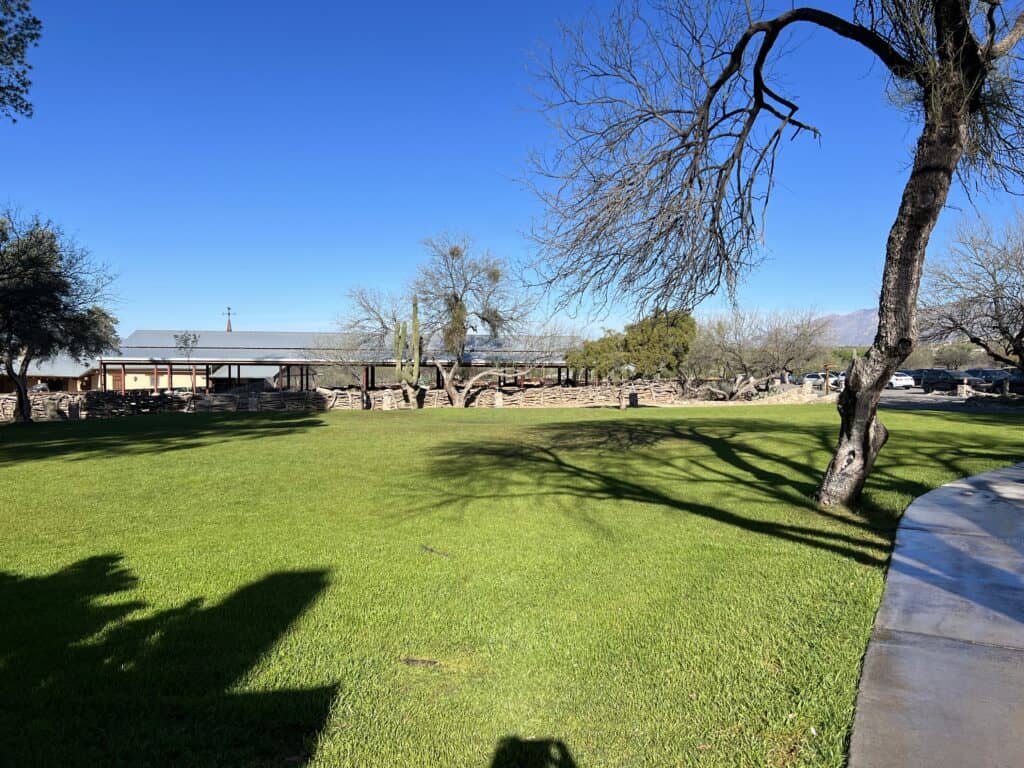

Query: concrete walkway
848;463;1024;768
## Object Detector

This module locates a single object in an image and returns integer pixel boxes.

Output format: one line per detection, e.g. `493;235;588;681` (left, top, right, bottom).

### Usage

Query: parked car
802;372;841;389
965;368;1014;384
903;368;926;386
919;368;989;393
993;368;1024;394
887;371;915;389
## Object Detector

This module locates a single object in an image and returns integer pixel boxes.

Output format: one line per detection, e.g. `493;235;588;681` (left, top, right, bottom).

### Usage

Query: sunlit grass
1;404;1020;766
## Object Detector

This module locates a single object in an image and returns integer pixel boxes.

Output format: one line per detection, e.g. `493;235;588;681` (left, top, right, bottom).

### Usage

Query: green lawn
1;404;1021;767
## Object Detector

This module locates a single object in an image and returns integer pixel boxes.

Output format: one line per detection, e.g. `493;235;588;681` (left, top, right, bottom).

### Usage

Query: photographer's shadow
490;736;578;768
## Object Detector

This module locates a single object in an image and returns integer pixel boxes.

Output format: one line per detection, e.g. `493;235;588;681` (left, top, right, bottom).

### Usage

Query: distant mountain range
823;308;877;346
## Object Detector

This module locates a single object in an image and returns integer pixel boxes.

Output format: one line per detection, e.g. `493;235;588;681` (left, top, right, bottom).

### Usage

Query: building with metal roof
0;354;97;394
96;329;581;394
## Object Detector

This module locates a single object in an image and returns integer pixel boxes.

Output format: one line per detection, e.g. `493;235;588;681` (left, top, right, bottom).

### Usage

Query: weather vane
223;306;235;332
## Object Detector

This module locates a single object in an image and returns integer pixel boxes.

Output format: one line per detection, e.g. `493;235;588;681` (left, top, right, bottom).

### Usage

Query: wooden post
557;367;562;385
286;365;291;390
153;364;159;394
168;363;173;392
120;363;126;395
101;362;107;392
370;366;376;389
584;368;590;386
436;365;442;389
191;364;196;393
206;364;211;394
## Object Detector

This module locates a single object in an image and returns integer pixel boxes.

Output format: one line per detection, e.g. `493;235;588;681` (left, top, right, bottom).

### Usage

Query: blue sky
3;1;1013;336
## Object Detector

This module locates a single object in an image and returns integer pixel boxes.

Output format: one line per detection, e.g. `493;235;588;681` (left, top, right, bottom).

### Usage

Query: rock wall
2;380;811;423
323;380;686;410
0;390;193;422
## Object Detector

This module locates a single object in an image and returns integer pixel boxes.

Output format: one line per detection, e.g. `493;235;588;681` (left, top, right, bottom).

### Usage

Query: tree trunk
398;380;424;409
434;360;465;407
5;356;33;424
815;99;967;507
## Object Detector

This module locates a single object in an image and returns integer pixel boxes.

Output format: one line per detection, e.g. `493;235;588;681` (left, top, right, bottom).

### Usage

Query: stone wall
0;390;193;422
322;380;686;411
0;380;781;422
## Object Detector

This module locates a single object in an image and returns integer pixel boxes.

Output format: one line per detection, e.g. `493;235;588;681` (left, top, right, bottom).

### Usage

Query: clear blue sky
3;1;1012;336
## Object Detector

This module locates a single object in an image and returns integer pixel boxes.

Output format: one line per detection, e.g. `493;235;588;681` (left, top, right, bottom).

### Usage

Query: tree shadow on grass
0;554;337;766
425;413;1024;569
858;409;1024;522
0;411;326;466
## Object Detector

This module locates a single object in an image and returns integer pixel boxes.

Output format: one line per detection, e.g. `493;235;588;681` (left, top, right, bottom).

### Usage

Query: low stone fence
0;389;340;422
2;382;682;422
0;390;194;422
316;380;686;411
1;380;803;422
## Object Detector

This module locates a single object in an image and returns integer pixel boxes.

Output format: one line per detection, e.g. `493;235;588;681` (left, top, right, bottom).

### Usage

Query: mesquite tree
414;234;532;407
532;0;1024;506
921;213;1024;372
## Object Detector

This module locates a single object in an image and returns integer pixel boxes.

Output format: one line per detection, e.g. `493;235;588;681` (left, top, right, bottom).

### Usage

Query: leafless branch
530;0;1024;315
921;211;1024;370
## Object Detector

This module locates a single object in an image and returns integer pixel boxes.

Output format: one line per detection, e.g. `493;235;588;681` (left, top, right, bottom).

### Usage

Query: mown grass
1;404;1021;767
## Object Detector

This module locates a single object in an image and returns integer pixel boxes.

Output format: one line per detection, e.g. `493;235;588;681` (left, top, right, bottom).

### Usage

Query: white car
887;371;915;389
802;372;840;389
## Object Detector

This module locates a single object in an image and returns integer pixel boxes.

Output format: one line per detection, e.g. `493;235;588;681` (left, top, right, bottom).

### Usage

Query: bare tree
414;234;533;407
532;0;1024;505
341;287;405;355
757;311;833;381
682;310;829;399
681;313;764;399
922;213;1024;372
318;287;409;408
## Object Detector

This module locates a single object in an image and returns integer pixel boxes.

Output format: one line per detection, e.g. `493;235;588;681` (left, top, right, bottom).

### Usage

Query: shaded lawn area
0;404;1020;767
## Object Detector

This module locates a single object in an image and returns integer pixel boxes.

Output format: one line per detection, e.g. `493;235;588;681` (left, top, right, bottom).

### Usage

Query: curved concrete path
848;463;1024;768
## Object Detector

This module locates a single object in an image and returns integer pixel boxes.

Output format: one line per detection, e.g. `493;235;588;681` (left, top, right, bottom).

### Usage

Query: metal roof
20;354;94;379
104;330;350;365
101;329;579;366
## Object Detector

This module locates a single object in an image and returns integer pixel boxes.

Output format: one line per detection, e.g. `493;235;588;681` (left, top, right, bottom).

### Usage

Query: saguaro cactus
393;296;423;406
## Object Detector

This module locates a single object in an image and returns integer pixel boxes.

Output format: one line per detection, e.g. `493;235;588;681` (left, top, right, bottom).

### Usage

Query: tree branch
741;7;922;84
991;9;1024;57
